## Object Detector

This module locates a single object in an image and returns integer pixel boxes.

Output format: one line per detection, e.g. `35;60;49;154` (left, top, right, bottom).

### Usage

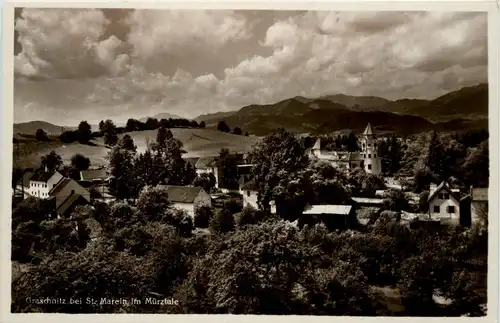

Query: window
438;193;444;199
364;154;366;158
247;191;251;197
433;205;440;213
447;206;455;213
374;154;377;158
368;143;371;147
367;164;372;170
368;154;371;158
444;193;450;200
374;143;377;148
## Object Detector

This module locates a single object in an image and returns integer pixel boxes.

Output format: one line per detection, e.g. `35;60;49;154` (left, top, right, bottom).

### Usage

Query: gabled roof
158;185;206;203
183;157;200;168
57;193;87;216
428;181;460;202
195;156;217;169
303;205;353;215
471;188;488;202
49;178;90;208
17;172;34;188
363;123;374;136
80;169;108;181
30;171;58;182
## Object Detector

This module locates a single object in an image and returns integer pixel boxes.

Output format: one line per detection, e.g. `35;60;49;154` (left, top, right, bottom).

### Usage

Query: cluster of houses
13;123;488;230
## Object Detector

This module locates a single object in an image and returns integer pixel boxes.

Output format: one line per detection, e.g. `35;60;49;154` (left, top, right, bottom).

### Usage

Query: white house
308;123;382;175
28;171;64;199
158;185;212;217
194;156;221;188
427;181;461;225
239;178;276;214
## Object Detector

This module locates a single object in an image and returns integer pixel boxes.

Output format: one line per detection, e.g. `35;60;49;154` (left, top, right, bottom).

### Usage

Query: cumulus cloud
13;9;488;125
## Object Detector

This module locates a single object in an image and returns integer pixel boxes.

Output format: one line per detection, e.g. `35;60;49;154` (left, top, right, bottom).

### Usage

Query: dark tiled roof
30;171;57;182
17;172;34;188
158;185;206;203
195;156;217;169
80;169;108;181
49;178;90;209
57;194;87;216
471;188;488;202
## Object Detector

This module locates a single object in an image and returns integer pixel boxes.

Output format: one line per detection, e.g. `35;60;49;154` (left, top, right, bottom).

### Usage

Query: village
12;122;488;233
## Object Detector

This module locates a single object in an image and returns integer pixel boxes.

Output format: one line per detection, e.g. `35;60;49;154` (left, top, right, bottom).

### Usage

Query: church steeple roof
363;123;374;136
312;138;321;150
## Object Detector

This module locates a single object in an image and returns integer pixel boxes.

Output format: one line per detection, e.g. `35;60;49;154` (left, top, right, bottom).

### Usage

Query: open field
13;128;262;169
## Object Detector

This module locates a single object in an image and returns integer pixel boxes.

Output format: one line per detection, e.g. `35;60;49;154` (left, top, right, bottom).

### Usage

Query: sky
13;9;487;126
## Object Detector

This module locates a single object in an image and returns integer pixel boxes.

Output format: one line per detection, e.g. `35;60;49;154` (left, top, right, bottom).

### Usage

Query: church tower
360;123;382;175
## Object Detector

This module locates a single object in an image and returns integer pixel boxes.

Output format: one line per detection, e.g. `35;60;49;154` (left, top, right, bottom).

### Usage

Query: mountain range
194;83;488;135
14;83;488;136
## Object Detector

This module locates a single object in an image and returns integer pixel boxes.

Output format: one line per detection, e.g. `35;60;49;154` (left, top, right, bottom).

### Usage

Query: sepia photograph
4;3;496;319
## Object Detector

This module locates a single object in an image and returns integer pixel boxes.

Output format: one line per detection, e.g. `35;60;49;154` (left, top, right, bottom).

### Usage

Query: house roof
80;169;108;181
158;185;206;203
351;197;385;205
56;193;86;216
363;123;374;136
195;156;217;169
49;178;90;208
183;157;200;168
428;181;460;202
471;188;488;202
17;172;34;188
30;171;57;182
303;205;353;215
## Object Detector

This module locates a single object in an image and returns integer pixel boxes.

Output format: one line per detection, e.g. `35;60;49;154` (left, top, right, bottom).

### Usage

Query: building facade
427;181;461;225
29;171;64;199
309;123;382;175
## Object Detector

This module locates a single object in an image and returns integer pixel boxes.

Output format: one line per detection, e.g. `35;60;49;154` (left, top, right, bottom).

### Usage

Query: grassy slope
13;128;262;169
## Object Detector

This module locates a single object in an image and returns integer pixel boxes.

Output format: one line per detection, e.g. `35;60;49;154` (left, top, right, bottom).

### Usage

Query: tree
100;119;119;146
77;121;93;143
249;129;309;219
463;139;488;187
418;191;430;213
215;149;239;189
119;134;137;152
108;147;137;199
71;153;91;171
199;121;206;128
126;118;139;132
40;151;63;172
232;127;243;135
210;208;235;234
104;132;119;146
190;120;199;128
98;120;105;132
193;173;217;193
383;189;409;212
156;126;168;150
145;117;159;130
217;121;230;133
194;204;213;228
245;132;249;136
35;128;48;141
136;185;171;222
346;132;359;152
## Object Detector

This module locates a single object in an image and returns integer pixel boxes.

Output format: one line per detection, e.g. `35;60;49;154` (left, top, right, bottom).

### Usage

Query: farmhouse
28;171;64;199
194;156;221;188
239;177;277;214
301;204;357;230
309;123;382;175
158;185;212;217
47;178;91;217
427;181;461;225
79;169;109;187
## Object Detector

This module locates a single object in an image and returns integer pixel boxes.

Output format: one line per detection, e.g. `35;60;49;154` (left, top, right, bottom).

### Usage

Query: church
308;123;382;175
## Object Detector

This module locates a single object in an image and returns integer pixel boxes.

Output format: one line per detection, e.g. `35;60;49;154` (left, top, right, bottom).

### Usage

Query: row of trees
216;120;249;136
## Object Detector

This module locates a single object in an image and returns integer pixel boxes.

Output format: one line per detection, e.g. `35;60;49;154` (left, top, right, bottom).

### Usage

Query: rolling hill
13;121;75;135
13;128;262;169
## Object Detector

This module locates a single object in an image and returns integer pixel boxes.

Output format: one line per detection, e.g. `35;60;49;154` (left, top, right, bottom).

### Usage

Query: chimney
44;165;48;172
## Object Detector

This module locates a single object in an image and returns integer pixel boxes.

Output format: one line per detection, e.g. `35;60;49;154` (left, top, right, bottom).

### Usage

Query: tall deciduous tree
40;151;63;172
108;147;136;199
216;149;239;189
119;134;137;152
217;121;230;133
71;153;91;171
77;121;92;143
